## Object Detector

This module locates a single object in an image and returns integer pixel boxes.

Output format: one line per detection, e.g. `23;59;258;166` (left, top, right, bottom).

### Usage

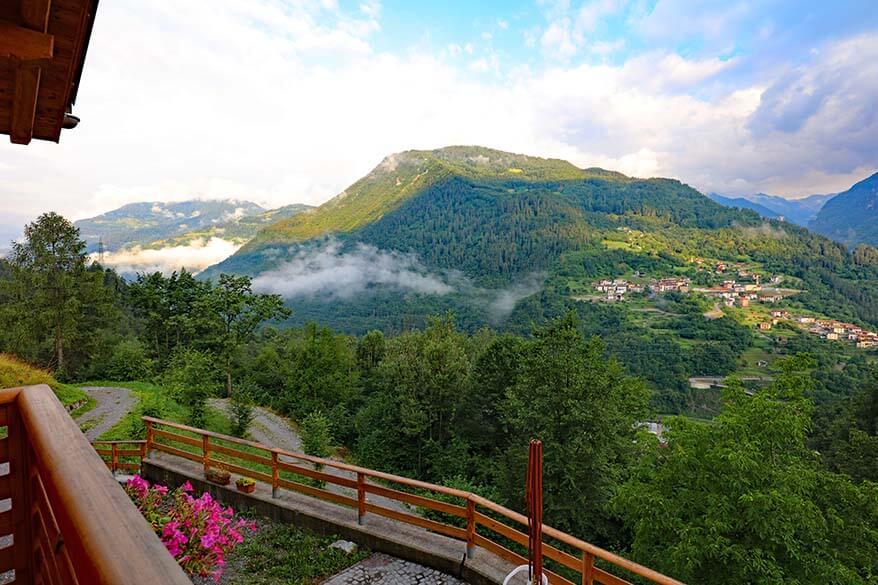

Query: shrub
163;349;217;427
229;381;258;438
102;339;154;381
300;411;332;488
125;476;253;579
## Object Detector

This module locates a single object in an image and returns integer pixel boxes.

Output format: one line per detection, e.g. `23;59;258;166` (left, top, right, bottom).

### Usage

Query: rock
329;540;358;554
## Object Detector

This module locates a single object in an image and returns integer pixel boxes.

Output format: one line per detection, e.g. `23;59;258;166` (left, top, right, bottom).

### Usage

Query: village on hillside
588;258;878;350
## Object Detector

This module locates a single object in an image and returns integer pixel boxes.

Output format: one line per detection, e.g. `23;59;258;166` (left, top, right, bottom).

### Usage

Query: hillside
0;353;87;407
708;192;834;226
205;146;742;283
75;199;266;252
203;146;878;330
810;172;878;246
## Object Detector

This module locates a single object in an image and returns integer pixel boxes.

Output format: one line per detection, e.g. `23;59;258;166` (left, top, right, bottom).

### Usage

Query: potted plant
205;465;231;486
236;477;256;494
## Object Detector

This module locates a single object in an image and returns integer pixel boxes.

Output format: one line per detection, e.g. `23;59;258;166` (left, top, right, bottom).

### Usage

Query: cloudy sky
2;0;877;226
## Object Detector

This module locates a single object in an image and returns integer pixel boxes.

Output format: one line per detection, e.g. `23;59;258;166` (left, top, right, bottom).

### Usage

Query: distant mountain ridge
706;193;780;219
74;200;312;252
811;172;878;247
708;192;834;226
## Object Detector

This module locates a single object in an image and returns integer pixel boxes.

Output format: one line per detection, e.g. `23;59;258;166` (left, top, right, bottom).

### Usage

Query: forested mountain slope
811;172;878;246
202;146;878;341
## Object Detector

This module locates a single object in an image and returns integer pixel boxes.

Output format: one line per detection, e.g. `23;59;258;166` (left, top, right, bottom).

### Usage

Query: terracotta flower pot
236;481;256;494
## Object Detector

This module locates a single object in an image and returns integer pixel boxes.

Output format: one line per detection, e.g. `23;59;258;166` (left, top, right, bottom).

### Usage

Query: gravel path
209;399;408;513
77;386;136;441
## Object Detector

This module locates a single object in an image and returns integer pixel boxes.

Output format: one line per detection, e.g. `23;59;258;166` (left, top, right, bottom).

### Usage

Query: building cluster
703;278;785;308
594;279;645;301
757;312;878;348
806;319;878;348
593;277;689;301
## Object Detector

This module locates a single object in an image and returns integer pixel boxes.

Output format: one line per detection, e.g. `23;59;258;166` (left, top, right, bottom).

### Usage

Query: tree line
0;212;876;583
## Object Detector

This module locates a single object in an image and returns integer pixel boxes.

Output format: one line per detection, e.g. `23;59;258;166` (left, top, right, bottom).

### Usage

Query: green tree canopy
615;356;878;584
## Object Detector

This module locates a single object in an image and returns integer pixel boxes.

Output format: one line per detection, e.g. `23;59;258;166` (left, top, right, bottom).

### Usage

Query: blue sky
1;0;877;228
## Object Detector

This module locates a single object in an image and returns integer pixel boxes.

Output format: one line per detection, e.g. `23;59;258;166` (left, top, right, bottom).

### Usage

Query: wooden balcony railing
0;385;190;585
144;416;685;585
92;440;147;476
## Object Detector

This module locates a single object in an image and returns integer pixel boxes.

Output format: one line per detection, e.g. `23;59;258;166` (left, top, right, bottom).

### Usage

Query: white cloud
252;239;453;299
94;237;241;275
0;0;874;224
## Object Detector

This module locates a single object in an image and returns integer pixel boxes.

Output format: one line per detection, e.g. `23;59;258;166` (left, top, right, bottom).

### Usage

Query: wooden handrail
144;416;684;585
1;386;191;584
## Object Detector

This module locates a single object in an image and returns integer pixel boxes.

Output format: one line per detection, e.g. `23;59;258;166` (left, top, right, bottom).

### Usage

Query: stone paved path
209;399;409;514
323;553;466;585
77;386;136;440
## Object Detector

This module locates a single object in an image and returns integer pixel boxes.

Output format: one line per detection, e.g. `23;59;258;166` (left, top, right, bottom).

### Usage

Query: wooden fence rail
143;416;684;585
0;386;189;585
92;440;147;475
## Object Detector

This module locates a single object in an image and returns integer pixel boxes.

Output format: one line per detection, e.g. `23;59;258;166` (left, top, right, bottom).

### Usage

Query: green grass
226;519;368;585
0;353;88;407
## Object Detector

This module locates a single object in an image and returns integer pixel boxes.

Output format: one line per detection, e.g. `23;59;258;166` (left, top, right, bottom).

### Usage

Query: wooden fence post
466;497;476;558
139;442;146;475
202;435;210;474
271;451;279;498
111;443;118;475
145;420;153;457
582;551;594;585
357;472;365;525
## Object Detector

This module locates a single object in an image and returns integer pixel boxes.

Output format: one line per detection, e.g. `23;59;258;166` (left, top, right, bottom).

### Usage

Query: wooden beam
11;65;41;145
21;0;53;32
0;21;54;64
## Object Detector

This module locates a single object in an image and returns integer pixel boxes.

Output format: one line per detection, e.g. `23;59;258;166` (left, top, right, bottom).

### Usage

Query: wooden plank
472;534;575;585
21;0;53;32
277;477;358;508
152;442;203;464
116;462;140;472
0;22;54;63
364;502;467;541
218;462;272;485
0;543;14;571
474;511;527;546
474;513;580;572
594;567;632;585
11;64;40;144
17;385;191;583
0;474;9;500
153;428;202;448
276;460;357;489
210;443;272;466
0;509;11;534
367;484;467;518
114;449;143;457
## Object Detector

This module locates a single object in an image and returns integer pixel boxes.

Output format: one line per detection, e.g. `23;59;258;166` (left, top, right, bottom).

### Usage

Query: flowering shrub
125;475;255;579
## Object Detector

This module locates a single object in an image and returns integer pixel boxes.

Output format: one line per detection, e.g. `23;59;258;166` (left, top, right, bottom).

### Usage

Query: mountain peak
255;145;626;245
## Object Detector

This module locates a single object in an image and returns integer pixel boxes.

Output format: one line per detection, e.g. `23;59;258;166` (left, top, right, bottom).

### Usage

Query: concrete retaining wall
144;457;517;585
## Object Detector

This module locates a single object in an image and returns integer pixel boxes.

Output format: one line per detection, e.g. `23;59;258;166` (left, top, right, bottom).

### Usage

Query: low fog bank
253;239;545;321
92;237;241;276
